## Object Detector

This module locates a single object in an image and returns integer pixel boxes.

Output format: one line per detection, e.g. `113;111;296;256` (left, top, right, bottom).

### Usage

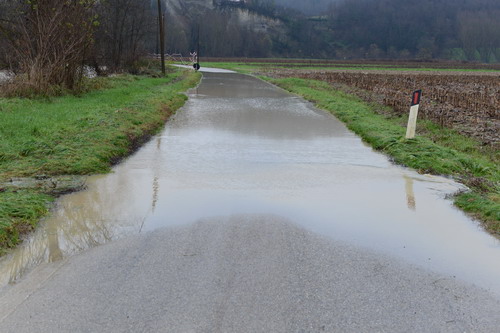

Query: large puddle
1;72;499;294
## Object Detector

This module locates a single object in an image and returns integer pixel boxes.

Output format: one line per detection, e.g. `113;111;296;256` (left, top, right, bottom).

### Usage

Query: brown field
205;57;500;71
261;68;500;147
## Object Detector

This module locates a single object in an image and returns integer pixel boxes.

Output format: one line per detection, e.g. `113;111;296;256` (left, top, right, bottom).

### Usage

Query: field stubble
262;69;500;148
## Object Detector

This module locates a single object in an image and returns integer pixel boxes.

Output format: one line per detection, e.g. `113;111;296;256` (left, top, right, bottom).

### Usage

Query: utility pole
197;24;200;66
193;23;201;71
157;0;165;75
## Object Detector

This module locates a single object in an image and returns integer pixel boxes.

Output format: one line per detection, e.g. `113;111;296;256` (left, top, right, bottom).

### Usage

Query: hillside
1;0;499;62
274;0;334;15
327;0;500;62
163;0;284;58
160;0;500;62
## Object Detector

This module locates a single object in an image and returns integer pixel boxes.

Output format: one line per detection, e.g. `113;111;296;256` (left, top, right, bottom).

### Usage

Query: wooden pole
192;24;200;71
197;24;200;67
157;0;165;75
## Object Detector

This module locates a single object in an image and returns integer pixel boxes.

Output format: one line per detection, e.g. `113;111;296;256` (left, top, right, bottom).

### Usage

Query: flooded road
1;71;500;331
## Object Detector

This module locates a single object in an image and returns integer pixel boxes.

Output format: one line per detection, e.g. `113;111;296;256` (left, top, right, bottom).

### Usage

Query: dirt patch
1;175;87;195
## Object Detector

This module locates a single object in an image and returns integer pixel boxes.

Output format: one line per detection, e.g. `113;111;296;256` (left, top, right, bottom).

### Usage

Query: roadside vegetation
208;61;499;236
0;68;201;253
202;59;500;73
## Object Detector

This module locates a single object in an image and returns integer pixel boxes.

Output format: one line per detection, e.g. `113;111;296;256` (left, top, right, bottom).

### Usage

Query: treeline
325;0;500;62
0;0;279;95
212;0;500;62
0;0;158;94
169;0;500;62
1;0;499;95
273;0;332;16
165;10;272;58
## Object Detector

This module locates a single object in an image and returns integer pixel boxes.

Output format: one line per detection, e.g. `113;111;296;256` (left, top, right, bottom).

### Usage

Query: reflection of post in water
156;136;162;150
152;136;162;213
404;175;416;211
152;176;159;213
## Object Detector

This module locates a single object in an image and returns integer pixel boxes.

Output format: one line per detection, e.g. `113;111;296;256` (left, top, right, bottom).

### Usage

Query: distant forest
1;0;499;74
168;0;500;62
273;0;333;16
263;0;500;62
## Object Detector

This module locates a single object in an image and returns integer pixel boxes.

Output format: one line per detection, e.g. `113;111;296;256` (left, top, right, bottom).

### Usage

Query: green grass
0;68;201;253
0;70;200;178
0;190;54;251
264;77;499;235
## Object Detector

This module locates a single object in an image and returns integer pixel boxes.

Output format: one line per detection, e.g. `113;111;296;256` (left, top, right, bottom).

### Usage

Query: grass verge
202;61;500;73
0;68;201;253
264;77;499;236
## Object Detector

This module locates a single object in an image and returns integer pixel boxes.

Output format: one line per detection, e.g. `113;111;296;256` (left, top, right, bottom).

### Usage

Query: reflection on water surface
1;73;499;295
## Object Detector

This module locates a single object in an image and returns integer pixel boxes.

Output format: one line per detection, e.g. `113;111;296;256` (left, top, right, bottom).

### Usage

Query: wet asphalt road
1;71;500;332
2;216;500;332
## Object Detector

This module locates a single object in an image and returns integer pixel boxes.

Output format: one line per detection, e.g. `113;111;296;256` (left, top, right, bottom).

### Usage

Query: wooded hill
161;0;500;62
323;0;500;62
262;0;500;62
274;0;333;15
1;0;499;86
167;0;500;62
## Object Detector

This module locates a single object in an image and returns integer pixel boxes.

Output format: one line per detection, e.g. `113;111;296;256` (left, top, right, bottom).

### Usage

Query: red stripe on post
411;90;422;106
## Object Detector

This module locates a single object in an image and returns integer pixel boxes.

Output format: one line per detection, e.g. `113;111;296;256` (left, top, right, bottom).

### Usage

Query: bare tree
0;0;97;94
93;0;156;72
0;1;17;69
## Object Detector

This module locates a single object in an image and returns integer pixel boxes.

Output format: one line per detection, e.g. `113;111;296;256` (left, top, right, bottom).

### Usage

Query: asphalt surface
1;216;500;332
1;70;500;332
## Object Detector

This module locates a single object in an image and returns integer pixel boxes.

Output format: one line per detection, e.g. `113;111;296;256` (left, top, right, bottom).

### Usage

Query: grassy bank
0;69;201;252
265;77;499;235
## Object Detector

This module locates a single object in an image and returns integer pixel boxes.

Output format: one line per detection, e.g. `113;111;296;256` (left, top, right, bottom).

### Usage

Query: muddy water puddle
1;72;500;294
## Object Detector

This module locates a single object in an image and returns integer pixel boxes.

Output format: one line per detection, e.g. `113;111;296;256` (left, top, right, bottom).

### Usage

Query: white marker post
406;90;422;139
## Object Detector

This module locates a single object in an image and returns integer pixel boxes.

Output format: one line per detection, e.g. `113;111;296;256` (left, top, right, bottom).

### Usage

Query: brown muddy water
1;70;500;295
